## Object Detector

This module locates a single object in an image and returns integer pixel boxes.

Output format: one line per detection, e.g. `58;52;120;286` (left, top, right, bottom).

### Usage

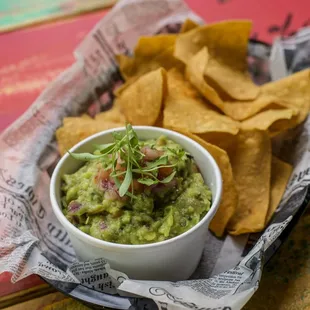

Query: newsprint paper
1;1;310;309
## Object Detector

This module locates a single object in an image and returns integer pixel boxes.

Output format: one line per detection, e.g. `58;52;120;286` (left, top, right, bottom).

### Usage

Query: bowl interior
52;126;222;246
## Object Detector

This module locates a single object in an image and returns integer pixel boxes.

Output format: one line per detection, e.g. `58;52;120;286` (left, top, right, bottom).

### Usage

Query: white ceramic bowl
50;126;222;281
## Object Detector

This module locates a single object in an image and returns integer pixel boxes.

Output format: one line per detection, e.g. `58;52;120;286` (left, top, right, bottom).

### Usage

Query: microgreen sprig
69;124;185;198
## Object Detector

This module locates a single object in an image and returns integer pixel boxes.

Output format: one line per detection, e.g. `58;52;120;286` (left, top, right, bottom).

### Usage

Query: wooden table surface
1;0;310;309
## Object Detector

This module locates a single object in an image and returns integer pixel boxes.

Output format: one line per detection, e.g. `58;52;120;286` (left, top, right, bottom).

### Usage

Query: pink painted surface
0;10;107;131
189;0;310;42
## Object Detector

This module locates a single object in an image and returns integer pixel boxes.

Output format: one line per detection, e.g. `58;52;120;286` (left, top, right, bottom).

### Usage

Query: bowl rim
50;126;222;250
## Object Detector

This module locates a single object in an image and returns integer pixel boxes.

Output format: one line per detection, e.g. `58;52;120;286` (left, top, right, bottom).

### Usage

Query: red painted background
1;0;310;132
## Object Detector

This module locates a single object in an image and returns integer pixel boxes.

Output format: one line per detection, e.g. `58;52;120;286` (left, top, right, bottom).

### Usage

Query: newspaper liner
0;1;310;309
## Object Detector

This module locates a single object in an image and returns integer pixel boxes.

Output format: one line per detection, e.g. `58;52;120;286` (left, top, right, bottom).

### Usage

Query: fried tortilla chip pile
56;19;310;237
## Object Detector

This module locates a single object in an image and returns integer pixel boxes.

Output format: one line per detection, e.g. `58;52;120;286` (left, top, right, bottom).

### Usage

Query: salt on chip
265;157;293;224
118;68;167;126
170;129;238;237
241;109;296;131
262;69;310;125
175;20;259;100
180;19;199;33
164;68;239;135
185;47;224;110
227;129;271;235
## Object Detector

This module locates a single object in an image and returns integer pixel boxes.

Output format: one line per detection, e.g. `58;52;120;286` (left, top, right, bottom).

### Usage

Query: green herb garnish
69;124;185;199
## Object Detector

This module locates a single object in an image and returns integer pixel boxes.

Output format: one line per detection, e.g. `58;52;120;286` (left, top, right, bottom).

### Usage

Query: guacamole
61;128;212;245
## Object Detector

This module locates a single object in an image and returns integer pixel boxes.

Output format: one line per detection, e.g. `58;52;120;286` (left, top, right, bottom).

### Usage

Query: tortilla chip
116;47;183;82
164;95;239;134
198;132;237;154
175;19;251;63
56;120;122;156
262;69;310;125
116;54;136;80
81;114;91;119
227;129;271;235
116;56;160;83
241;109;296;131
205;57;259;101
164;68;239;134
167;68;201;99
134;34;176;57
185;49;284;121
154;112;164;127
149;46;184;73
62;117;90;126
175;20;259;100
114;77;139;97
95;100;126;124
170;129;238;237
185;48;224;110
180;19;200;33
118;68;167;125
222;94;288;121
266;157;293;224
